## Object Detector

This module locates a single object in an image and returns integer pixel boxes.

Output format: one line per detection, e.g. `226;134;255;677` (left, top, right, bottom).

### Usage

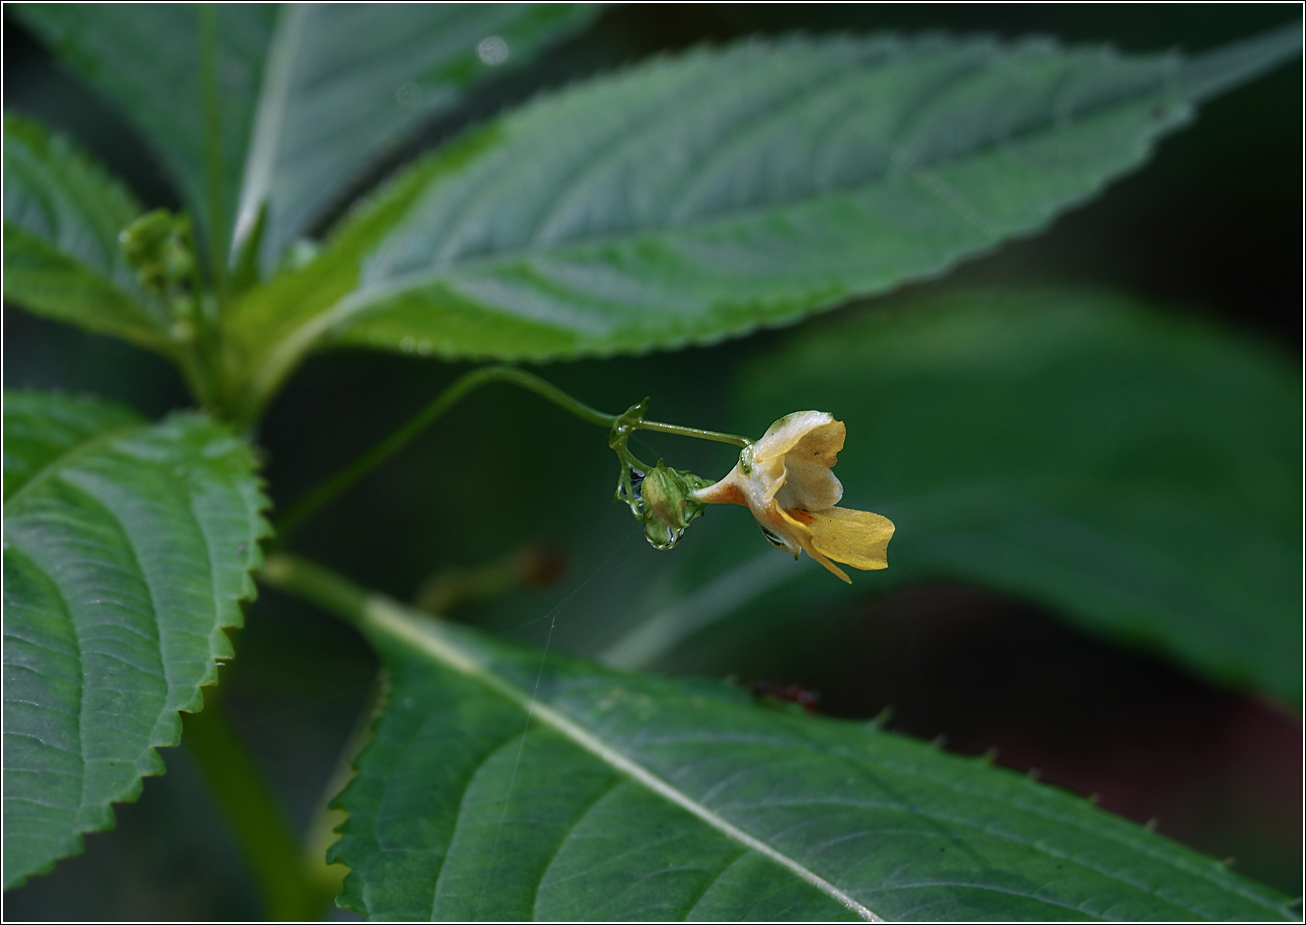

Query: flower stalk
273;365;749;541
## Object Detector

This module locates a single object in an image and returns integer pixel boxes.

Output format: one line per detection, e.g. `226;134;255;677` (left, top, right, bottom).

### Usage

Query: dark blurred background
5;4;1301;920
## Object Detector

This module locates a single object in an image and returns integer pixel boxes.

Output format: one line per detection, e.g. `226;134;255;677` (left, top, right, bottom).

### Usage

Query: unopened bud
642;463;689;530
119;209;196;292
628;462;712;550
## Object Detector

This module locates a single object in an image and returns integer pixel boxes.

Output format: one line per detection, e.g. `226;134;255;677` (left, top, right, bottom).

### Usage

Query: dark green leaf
2;115;170;351
603;289;1301;705
225;25;1301;415
233;4;601;270
14;4;277;269
322;576;1296;921
16;3;600;278
2;391;270;889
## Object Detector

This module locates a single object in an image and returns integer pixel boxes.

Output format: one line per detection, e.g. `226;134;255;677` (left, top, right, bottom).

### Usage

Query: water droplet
477;36;509;66
403;697;415;709
417;340;433;356
400;337;416;353
395;81;424;109
644;519;681;550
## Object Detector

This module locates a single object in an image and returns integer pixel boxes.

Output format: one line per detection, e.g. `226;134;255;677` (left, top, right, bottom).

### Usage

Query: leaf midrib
363;595;1296;922
245;37;1193;394
366;29;1201;282
231;3;306;259
304;86;1178;349
362;594;884;923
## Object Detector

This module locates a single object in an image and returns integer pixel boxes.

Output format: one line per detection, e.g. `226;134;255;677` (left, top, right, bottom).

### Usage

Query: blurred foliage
3;3;1301;920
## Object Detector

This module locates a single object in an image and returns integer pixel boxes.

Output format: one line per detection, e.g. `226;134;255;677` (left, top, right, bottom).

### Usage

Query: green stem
178;216;225;412
634;420;751;448
261;554;369;629
274;366;609;538
174;345;216;410
272;365;750;539
184;688;333;920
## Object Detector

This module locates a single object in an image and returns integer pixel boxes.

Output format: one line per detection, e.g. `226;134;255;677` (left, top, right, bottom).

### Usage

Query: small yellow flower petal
776;507;851;583
805;507;895;571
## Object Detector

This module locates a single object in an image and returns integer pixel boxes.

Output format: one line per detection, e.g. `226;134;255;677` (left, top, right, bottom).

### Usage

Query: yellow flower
690;411;894;583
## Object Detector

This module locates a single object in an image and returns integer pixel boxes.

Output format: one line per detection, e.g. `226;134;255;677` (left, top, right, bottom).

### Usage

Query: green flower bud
118;209;196;292
621;462;712;550
642;463;690;530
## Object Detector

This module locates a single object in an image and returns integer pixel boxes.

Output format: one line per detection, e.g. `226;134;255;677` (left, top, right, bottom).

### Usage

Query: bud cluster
118;209;200;342
609;399;712;550
616;461;711;550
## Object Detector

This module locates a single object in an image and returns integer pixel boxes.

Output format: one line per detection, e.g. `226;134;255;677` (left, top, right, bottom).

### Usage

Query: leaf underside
227;25;1301;402
331;598;1296;922
2;391;270;889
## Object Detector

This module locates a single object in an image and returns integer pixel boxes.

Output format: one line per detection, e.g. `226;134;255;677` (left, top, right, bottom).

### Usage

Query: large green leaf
600;289;1301;705
14;3;277;269
264;557;1296;922
232;4;601;270
2;392;270;889
2;115;168;352
225;25;1301;417
16;4;599;276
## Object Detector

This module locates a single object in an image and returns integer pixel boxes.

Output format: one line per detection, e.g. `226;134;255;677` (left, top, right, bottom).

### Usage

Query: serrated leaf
225;25;1301;417
602;289;1302;705
305;569;1296;922
2;391;270;889
2;115;170;351
14;3;277;267
233;3;601;270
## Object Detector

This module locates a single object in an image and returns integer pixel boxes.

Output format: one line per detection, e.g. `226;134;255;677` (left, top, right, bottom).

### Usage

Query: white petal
752;411;837;462
776;459;843;511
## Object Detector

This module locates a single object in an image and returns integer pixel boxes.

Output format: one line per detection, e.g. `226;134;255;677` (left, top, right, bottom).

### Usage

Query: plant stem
272;365;750;539
183;687;334;920
174;346;217;411
634;420;751;447
179;215;226;412
261;554;370;629
274;366;604;538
